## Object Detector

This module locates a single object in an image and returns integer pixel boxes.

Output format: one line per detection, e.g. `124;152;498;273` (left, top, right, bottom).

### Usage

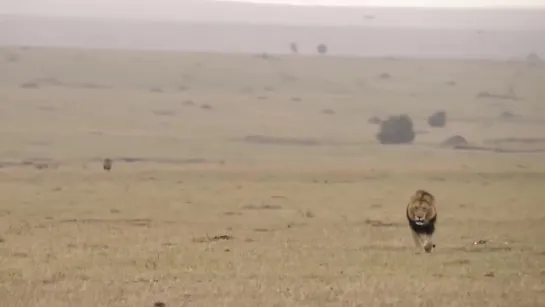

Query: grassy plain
1;47;545;306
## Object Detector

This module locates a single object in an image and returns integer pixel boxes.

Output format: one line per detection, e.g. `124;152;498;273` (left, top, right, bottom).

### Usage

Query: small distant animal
406;189;437;253
103;158;112;171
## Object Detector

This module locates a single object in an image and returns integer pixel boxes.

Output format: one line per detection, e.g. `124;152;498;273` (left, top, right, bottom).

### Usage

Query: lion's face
409;202;435;226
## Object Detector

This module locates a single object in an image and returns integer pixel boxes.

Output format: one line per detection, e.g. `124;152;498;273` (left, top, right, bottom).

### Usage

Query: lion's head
407;190;436;226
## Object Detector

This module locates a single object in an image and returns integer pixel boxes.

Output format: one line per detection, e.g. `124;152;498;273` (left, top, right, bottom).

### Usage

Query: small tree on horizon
317;43;328;55
290;42;298;54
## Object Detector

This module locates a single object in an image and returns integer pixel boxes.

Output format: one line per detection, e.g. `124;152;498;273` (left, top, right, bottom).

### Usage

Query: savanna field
1;46;545;306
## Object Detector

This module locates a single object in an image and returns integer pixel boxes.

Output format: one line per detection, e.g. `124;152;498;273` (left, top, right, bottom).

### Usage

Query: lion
406;189;437;253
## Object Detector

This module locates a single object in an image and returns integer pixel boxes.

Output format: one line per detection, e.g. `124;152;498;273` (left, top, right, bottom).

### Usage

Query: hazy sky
2;0;545;24
218;0;545;6
3;0;545;11
2;0;545;17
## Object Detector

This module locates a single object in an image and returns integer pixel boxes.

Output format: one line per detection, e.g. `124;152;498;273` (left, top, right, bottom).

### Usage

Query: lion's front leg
411;229;423;252
422;234;435;253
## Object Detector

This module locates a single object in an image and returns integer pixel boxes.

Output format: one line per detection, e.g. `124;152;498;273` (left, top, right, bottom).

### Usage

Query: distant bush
21;82;39;89
317;44;328;55
378;72;391;79
526;52;542;65
321;109;335;115
376;114;415;144
290;42;298;54
441;135;468;148
501;110;514;118
427;111;446;128
103;158;112;171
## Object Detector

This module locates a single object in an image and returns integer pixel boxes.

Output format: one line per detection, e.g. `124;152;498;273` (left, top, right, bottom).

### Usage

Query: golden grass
1;46;545;306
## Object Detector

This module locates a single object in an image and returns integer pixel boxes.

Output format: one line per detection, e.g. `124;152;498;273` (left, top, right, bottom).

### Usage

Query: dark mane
406;210;437;235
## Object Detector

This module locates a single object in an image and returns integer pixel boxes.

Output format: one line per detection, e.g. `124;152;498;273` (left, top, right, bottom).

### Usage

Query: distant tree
317;43;328;55
290;42;298;54
526;52;542;65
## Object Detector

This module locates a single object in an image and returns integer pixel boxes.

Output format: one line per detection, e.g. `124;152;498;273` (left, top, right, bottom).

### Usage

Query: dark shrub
441;135;468;148
317;44;328;55
376;114;415;144
103;158;112;171
427;111;446;127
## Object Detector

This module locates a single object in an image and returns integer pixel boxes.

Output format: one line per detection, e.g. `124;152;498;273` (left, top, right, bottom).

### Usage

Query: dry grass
1;46;545;306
